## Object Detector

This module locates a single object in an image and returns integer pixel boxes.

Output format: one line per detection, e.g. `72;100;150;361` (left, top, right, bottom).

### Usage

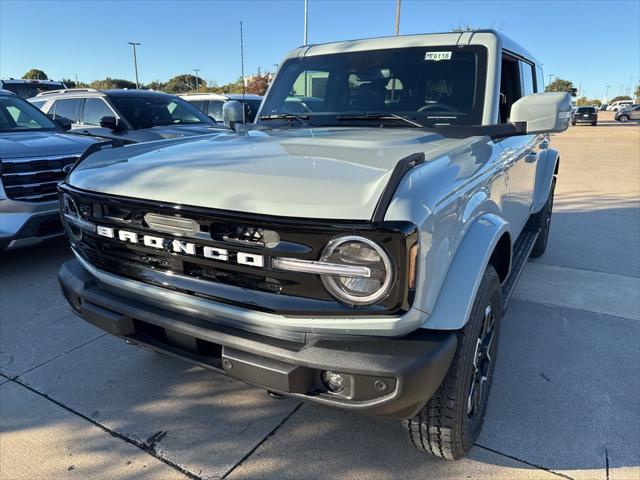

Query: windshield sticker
425;51;452;61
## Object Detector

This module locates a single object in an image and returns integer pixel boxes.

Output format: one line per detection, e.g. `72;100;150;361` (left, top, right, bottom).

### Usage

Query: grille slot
1;155;78;201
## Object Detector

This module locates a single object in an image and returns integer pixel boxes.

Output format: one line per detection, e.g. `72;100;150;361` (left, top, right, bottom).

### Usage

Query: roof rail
36;88;99;97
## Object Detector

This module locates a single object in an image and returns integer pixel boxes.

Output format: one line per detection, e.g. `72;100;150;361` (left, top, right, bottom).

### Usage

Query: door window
82;98;114;125
52;98;80;123
519;61;535;97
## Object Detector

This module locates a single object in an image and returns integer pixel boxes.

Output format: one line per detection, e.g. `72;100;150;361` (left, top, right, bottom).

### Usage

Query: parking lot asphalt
1;112;638;480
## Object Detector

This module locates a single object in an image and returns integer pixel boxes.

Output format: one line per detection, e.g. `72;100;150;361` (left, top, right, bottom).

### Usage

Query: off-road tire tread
402;266;501;460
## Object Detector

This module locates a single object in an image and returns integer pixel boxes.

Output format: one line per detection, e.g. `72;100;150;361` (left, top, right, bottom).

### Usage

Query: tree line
21;68;272;96
544;77;638;106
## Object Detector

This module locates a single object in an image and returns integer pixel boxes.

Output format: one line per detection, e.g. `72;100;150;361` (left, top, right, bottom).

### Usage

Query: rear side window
519;61;535;97
208;100;224;121
82;98;113;125
52;98;80;122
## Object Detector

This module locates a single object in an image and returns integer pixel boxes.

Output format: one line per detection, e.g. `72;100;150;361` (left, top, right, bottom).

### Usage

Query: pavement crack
0;372;202;480
605;449;610;480
221;402;302;479
474;443;575;479
144;430;168;454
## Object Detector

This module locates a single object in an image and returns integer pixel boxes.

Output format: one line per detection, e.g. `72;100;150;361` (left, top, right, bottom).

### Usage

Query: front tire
402;266;502;460
530;177;556;258
619;115;629;123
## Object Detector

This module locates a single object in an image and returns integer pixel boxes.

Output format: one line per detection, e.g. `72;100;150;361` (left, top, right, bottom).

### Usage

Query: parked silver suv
0;90;98;250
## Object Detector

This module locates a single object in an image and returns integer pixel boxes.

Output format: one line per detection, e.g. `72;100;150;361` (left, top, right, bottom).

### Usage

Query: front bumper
0;197;63;250
59;258;457;419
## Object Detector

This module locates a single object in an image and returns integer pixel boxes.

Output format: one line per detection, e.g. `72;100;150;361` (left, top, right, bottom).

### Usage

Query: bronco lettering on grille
96;226;265;267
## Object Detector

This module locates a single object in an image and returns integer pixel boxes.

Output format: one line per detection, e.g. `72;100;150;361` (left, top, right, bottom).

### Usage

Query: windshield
0;95;58;132
259;45;487;126
1;82;64;99
577;107;595;113
109;95;214;129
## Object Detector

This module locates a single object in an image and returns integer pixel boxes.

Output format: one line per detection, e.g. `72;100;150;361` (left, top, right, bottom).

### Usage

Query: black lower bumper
59;259;456;419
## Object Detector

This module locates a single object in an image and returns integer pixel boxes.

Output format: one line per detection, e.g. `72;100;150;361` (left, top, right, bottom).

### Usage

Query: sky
1;0;638;101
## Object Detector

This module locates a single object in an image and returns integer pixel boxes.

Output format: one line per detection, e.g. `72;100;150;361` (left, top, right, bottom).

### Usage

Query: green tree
90;77;136;90
22;69;48;80
609;95;631;104
164;74;205;93
146;80;166;91
545;78;577;96
576;97;601;107
61;78;89;89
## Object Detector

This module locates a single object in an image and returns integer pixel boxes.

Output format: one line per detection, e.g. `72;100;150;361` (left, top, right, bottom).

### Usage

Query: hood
0;131;98;159
68;127;474;220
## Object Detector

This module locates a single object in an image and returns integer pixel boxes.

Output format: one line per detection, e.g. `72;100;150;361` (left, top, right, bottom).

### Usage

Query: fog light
322;370;345;393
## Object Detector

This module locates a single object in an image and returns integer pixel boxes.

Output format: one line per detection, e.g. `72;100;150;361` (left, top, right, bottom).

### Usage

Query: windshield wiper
336;113;425;128
259;114;310;126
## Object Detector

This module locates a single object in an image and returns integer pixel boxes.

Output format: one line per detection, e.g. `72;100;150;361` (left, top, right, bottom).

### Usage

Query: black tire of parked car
402;265;502;460
618;115;630;123
530;177;556;258
591;121;597;126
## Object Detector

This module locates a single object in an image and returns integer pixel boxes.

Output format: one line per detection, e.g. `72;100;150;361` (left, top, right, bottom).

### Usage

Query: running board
501;229;539;312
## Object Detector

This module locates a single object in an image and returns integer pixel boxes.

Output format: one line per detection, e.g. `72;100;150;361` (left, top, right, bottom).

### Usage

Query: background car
0;89;99;250
571;106;598;126
0;78;66;99
179;92;263;123
30;88;225;143
607;100;634;112
599;103;609;111
615;105;640;122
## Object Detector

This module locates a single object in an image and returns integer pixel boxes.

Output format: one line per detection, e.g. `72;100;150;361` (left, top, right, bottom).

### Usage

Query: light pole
546;73;554;86
395;0;401;35
128;42;141;89
193;68;200;92
303;0;308;45
605;85;610;102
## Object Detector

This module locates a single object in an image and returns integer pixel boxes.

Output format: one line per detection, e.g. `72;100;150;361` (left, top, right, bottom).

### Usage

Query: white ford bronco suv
58;30;570;459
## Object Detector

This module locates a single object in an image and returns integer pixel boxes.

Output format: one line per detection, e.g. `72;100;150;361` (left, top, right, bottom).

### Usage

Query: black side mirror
56;117;72;131
47;114;72;131
99;115;124;131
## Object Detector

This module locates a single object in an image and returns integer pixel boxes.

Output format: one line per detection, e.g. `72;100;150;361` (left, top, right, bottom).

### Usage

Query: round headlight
320;235;393;305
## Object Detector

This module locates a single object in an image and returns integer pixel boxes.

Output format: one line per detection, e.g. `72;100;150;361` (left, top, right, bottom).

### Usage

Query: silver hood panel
68;127;474;220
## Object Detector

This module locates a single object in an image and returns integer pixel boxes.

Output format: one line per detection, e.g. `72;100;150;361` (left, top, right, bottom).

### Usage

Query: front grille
1;155;78;201
61;186;416;316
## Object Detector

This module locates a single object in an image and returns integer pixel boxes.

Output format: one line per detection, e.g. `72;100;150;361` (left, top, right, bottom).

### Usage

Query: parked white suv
180;93;263;123
607;100;633;112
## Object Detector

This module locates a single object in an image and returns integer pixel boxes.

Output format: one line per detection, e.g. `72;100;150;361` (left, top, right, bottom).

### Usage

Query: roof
284;30;538;65
35;88;176;98
1;78;64;85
